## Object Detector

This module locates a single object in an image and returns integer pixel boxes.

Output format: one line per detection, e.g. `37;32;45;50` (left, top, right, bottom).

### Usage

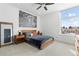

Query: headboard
21;30;37;36
21;30;36;32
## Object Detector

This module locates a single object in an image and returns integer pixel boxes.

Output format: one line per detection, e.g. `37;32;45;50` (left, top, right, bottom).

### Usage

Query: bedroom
0;3;79;56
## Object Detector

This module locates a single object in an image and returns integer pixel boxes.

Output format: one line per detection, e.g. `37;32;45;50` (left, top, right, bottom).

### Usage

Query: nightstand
15;35;25;44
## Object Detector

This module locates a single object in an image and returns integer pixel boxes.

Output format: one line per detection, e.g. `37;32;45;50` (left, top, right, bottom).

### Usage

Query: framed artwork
19;10;37;28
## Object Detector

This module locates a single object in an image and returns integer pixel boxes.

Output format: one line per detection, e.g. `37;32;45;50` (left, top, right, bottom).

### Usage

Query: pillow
32;31;37;36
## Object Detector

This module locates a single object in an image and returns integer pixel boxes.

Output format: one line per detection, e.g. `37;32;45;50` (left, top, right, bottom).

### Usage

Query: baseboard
0;43;14;48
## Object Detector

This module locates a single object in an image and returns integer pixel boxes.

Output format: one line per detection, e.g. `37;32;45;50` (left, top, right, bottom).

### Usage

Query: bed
21;30;54;49
28;35;54;49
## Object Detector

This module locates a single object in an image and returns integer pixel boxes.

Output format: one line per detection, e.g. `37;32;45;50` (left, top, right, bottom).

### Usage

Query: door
1;24;13;45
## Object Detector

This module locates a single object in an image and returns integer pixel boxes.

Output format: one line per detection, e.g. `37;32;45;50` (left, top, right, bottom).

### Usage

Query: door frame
0;22;13;47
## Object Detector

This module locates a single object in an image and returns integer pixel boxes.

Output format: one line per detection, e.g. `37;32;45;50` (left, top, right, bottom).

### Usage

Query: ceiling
7;3;79;16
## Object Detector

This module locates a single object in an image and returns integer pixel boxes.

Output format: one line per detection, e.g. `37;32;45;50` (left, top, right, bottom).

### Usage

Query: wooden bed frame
21;30;54;49
41;38;54;49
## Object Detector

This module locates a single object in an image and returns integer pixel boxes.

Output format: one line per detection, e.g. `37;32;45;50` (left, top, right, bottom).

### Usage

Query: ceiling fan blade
36;6;42;10
35;3;43;5
44;6;48;11
45;3;54;5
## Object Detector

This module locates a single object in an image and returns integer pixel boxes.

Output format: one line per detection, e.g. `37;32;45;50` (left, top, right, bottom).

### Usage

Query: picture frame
19;10;37;28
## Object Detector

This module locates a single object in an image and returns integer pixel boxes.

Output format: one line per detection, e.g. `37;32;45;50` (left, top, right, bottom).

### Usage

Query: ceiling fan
35;3;54;11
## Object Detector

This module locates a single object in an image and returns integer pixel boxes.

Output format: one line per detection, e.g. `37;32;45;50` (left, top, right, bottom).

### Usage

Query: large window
61;6;79;34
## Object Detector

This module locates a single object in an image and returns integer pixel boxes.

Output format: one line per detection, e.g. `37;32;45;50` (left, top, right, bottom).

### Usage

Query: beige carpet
0;41;76;56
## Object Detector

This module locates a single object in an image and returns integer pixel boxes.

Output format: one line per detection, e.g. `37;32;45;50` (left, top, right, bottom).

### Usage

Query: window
60;6;79;34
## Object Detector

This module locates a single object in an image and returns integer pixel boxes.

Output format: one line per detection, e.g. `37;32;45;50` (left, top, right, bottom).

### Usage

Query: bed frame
21;30;54;49
41;38;54;49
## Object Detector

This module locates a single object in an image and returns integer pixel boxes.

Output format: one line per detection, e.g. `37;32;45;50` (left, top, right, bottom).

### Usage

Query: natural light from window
60;6;79;34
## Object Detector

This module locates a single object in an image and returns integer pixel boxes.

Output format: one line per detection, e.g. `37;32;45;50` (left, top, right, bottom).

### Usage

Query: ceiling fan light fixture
36;5;42;10
35;3;54;11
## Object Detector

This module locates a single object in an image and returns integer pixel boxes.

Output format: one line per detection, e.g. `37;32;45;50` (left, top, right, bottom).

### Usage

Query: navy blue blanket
28;35;54;49
30;35;52;43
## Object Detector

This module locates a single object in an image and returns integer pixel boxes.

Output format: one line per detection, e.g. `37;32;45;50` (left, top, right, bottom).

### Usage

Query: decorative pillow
32;31;37;36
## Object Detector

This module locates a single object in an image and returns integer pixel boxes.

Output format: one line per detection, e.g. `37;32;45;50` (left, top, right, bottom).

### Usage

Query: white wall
40;11;75;45
0;4;19;35
0;4;41;35
40;12;60;37
10;5;41;32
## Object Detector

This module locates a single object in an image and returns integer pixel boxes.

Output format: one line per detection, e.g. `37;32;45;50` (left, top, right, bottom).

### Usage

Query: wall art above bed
19;10;37;28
